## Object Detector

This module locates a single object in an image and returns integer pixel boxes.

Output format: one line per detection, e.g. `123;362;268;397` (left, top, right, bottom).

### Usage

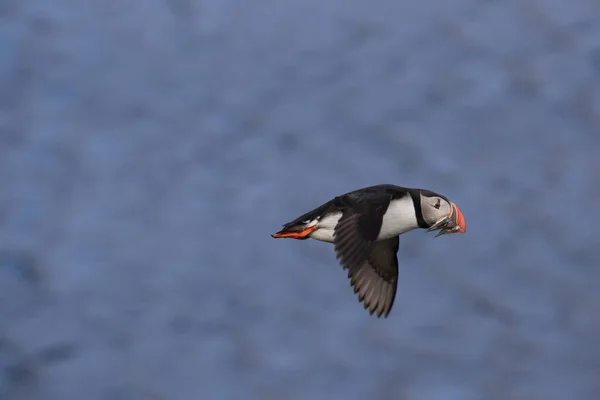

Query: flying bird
271;184;467;318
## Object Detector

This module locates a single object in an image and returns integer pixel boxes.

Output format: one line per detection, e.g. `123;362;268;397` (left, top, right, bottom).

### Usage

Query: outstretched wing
332;192;391;271
348;236;400;318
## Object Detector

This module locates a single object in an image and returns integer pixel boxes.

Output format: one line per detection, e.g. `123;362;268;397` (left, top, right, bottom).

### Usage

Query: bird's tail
271;222;317;240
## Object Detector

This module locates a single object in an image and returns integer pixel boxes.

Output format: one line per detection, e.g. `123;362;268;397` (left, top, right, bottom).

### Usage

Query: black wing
332;191;391;271
277;184;409;232
348;236;400;318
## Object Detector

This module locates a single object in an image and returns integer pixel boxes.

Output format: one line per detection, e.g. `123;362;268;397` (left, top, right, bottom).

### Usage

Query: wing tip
350;269;396;319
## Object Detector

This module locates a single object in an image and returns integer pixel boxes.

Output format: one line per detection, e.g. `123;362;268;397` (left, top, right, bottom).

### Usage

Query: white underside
308;196;419;243
377;196;419;239
309;212;341;243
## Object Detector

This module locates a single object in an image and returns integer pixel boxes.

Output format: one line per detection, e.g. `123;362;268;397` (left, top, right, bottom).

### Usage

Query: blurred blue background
1;0;599;399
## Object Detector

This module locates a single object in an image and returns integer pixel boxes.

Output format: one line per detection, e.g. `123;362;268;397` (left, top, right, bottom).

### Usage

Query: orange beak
449;202;467;234
427;201;467;237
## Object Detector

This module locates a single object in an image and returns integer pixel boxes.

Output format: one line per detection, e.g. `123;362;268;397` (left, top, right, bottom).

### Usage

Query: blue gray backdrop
1;0;599;399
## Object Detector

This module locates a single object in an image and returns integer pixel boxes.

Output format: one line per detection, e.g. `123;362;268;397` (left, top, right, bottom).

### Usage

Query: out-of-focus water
1;0;599;399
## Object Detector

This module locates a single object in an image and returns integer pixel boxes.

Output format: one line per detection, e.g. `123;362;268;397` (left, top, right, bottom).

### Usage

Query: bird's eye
434;199;441;209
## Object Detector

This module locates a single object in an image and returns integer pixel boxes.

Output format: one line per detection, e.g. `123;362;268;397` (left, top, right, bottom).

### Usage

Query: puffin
271;184;467;318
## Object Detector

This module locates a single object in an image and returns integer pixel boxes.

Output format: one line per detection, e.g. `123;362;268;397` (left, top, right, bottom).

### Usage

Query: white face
420;194;452;226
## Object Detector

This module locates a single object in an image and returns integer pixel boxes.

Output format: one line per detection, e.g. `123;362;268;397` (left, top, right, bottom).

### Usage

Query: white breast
377;196;419;240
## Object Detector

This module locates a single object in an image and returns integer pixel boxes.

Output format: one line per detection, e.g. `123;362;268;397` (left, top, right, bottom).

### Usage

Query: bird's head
419;190;467;238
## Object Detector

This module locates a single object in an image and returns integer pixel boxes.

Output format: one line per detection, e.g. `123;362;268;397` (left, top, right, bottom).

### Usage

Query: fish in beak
427;202;467;238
